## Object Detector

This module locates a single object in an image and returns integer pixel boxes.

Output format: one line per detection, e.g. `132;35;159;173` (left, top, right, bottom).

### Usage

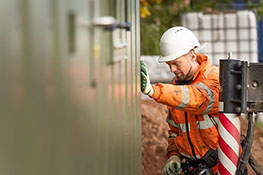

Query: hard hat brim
158;43;207;63
193;42;207;53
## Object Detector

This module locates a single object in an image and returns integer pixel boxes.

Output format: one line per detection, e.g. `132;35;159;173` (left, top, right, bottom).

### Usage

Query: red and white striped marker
218;113;240;175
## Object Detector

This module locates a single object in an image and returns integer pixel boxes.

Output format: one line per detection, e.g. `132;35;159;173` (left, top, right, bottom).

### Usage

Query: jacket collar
192;53;208;80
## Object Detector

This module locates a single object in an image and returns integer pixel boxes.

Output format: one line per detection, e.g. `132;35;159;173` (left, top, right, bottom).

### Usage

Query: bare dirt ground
142;99;263;175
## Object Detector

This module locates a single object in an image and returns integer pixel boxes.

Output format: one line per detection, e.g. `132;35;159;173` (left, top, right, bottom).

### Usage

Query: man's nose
170;65;177;72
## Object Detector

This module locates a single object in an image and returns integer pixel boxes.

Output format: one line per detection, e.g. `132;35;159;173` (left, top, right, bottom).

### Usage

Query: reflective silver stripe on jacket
212;115;219;124
168;133;178;139
175;86;189;110
193;82;214;114
197;115;218;130
179;152;201;159
166;118;190;132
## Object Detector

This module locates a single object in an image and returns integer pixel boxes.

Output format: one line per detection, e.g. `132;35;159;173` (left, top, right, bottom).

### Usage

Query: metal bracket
247;63;263;112
93;16;131;31
219;58;263;113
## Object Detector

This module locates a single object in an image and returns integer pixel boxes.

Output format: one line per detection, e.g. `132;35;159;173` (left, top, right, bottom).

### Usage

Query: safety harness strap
184;148;218;168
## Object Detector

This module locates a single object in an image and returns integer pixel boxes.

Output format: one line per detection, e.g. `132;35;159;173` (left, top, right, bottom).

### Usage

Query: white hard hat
158;26;206;63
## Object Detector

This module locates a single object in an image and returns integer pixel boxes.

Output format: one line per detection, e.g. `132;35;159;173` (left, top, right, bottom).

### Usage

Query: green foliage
257;122;263;131
140;0;186;55
248;0;263;20
190;0;216;11
140;1;182;55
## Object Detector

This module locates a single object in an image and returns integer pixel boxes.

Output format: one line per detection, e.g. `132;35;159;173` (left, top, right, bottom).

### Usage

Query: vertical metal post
218;57;246;175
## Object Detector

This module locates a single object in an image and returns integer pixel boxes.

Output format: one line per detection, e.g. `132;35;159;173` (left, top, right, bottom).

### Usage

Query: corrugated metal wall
0;0;141;175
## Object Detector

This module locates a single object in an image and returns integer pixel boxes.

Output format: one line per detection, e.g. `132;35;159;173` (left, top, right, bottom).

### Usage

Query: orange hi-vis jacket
151;53;219;165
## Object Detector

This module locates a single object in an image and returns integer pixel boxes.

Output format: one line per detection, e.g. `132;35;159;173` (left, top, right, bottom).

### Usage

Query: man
141;26;219;175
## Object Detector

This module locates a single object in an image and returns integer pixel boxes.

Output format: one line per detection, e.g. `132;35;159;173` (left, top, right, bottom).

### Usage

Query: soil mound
142;99;263;175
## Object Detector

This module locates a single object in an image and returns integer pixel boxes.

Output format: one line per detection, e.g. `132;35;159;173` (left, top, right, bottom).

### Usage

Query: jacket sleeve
151;78;219;115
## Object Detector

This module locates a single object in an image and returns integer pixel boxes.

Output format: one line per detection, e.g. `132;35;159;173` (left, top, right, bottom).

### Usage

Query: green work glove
162;156;181;175
140;60;153;96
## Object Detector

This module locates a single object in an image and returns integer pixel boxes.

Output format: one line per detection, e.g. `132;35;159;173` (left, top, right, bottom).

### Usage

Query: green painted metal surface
0;0;141;175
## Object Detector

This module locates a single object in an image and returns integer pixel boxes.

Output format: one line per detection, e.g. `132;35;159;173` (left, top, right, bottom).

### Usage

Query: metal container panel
0;0;141;174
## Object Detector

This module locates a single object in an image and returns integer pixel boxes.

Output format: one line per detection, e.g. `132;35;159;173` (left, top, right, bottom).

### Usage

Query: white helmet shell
159;26;205;63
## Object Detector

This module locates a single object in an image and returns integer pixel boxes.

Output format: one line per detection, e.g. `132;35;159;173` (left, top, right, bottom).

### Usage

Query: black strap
202;148;218;168
185;148;218;169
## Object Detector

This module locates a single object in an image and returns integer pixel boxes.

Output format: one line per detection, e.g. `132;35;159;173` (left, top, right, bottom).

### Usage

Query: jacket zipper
184;112;198;160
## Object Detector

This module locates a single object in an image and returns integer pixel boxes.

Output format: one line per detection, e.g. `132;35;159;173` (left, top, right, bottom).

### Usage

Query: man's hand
140;61;153;96
162;156;181;175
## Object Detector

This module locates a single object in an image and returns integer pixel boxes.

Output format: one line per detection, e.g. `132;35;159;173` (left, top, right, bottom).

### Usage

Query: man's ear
190;50;197;61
